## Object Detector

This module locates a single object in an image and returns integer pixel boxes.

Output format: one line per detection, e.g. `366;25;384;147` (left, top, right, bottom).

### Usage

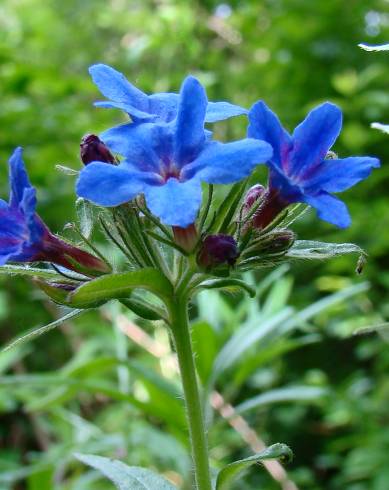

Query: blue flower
0;148;109;274
248;101;380;228
77;76;273;227
89;64;248;123
0;147;46;265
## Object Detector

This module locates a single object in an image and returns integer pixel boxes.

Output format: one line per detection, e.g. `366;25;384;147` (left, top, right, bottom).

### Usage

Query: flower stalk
168;295;213;490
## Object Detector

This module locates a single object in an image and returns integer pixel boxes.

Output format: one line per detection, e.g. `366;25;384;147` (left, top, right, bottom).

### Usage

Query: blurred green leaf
75;453;177;489
215;443;293;490
235;386;328;414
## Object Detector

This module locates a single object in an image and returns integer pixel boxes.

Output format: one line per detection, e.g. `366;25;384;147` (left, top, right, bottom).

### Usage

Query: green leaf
120;298;166;321
2;309;87;352
212;307;293;380
215;443;293;490
286;240;365;260
0;264;62;280
196;278;256;298
75;453;177;489
235;386;328;414
68;268;173;308
34;279;79;306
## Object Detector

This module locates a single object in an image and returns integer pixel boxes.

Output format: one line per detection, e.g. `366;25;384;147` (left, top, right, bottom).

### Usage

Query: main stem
169;297;213;490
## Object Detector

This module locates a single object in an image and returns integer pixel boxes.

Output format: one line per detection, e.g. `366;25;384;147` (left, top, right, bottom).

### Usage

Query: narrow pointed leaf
286;240;365;259
75;453;177;489
68;268;172;308
2;309;87;352
235;385;328;414
216;443;293;490
120;298;166;321
196;278;256;298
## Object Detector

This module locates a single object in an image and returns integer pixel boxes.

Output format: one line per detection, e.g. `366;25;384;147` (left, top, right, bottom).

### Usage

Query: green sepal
55;164;79;176
34;279;75;306
211;180;247;234
75;453;177;489
76;197;94;239
215;443;293;490
67;268;173;308
120;298;166;321
0;264;62;280
195;278;256;298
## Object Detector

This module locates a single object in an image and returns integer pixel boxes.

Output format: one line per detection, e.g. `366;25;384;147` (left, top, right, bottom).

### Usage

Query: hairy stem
169;298;212;490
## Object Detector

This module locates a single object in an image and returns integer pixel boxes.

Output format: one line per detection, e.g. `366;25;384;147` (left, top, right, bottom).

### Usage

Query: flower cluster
77;64;379;232
0;62;380;283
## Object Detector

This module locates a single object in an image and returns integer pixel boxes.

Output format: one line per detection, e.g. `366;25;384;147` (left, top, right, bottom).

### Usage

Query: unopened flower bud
197;234;239;270
243;184;266;211
173;224;198;253
36;231;111;277
80;134;116;165
243;229;295;260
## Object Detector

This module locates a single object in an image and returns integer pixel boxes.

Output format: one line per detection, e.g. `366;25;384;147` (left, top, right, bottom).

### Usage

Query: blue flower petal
182;139;273;184
205;101;248;123
101;122;173;173
268;163;304;202
304;156;380;193
248;101;292;168
290;102;342;177
0;208;26;264
94;101;156;121
76;162;147;207
89;64;149;111
303;192;351;228
174;76;207;167
8;147;34;209
144;177;202;227
148;93;180;122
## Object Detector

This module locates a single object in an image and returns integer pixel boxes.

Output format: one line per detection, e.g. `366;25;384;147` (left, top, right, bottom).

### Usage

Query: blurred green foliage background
0;0;388;489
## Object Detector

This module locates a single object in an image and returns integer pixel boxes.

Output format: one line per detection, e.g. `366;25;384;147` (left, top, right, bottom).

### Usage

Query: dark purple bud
197;234;239;270
80;134;116;165
243;184;266;211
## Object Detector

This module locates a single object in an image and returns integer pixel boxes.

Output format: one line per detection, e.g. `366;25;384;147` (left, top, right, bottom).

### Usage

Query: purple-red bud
35;229;110;277
80;134;116;165
197;234;239;270
243;184;266;211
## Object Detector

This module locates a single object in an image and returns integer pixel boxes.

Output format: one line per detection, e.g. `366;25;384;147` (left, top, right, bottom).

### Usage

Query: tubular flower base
0;147;108;276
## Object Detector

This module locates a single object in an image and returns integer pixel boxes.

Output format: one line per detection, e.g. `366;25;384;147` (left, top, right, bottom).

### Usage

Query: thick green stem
169;298;213;490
